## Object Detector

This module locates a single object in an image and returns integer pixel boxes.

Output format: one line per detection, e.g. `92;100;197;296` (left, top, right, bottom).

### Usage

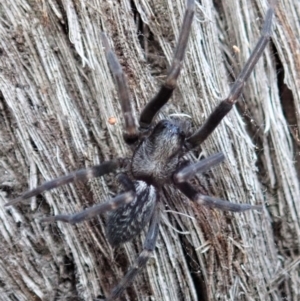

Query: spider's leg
6;159;122;207
186;1;275;147
174;180;262;212
174;152;225;183
139;0;195;128
41;173;136;224
101;33;139;145
41;192;135;224
104;203;160;301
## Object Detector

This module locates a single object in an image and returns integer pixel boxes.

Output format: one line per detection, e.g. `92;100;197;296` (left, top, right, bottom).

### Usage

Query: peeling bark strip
0;1;299;301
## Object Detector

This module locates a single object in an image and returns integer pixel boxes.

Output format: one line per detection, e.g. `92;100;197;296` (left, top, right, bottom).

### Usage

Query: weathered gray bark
0;0;299;300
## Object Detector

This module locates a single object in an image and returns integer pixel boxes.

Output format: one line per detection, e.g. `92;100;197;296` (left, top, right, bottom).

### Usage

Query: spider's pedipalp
6;160;121;207
139;0;195;128
175;181;263;212
186;2;275;147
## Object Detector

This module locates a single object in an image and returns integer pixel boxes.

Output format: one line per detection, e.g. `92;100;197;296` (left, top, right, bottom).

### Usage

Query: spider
6;0;275;300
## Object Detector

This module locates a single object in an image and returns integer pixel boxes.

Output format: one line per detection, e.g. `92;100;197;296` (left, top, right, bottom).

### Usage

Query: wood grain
0;0;299;300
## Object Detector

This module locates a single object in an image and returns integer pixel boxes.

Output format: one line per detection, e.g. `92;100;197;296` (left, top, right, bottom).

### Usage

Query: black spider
6;0;275;300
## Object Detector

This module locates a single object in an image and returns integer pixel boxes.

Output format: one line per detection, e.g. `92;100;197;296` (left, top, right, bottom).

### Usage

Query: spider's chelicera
6;0;275;300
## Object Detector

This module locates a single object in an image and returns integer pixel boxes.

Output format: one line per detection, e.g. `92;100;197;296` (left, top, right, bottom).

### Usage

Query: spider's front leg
186;0;276;147
139;0;195;128
173;154;262;212
101;33;139;145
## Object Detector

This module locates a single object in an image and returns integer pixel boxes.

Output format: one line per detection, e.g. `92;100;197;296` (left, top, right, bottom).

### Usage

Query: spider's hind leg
103;203;160;301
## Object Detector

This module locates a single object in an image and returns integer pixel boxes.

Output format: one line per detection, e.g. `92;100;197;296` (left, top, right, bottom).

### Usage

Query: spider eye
157;120;169;128
155;120;179;133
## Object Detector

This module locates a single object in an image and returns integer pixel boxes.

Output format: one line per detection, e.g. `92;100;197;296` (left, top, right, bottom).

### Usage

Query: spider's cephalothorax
6;0;276;300
132;119;187;185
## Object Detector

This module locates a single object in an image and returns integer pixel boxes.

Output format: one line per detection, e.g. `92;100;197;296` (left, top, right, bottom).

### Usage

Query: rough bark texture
0;0;299;300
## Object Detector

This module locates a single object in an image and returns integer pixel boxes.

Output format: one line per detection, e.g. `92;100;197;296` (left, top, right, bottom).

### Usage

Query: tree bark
0;0;299;300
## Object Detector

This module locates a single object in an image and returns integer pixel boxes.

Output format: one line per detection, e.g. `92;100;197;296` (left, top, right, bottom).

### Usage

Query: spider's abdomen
106;181;157;246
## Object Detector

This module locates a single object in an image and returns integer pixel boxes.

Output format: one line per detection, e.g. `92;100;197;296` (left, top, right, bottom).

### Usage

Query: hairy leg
139;0;195;128
175;181;262;212
40;173;136;224
174;152;225;183
101;33;139;145
6;159;123;207
103;203;160;301
187;0;276;147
